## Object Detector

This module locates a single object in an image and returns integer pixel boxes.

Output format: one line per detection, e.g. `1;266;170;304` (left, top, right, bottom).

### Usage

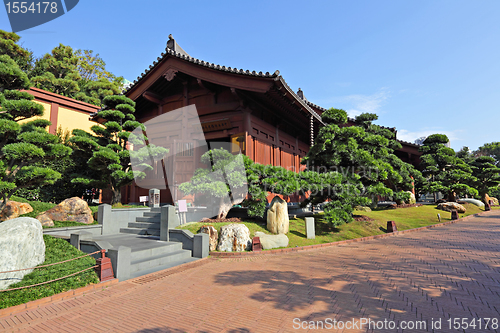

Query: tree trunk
111;188;122;206
217;197;233;220
447;191;457;202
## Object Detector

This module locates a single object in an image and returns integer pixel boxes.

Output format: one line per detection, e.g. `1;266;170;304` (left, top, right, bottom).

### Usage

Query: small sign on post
139;196;148;206
178;200;187;224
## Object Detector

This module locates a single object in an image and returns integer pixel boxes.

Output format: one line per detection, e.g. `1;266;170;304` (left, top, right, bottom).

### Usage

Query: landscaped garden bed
0;235;100;309
177;203;485;251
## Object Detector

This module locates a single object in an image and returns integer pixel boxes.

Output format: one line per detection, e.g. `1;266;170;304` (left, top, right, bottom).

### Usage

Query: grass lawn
177;203;485;250
0;235;100;309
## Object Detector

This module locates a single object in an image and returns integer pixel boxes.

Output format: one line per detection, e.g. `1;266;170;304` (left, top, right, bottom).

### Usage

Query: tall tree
70;95;167;205
74;49;123;106
0;30;33;72
0;54;71;211
419;134;477;202
30;44;81;97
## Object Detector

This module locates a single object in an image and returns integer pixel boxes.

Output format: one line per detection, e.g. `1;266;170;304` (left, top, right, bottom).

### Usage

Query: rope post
95;249;114;282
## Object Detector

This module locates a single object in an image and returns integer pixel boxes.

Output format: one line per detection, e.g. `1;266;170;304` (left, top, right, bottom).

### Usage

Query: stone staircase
71;205;208;281
99;207;197;279
120;208;162;236
128;238;196;279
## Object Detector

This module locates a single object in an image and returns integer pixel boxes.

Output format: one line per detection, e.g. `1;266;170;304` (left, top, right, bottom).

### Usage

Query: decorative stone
490;197;499;205
217;223;251;252
0;201;33;222
437;202;466;213
0;217;45;290
200;225;218;251
406;191;416;204
456;198;484;207
305;217;315;239
485;194;491;205
354;206;372;212
36;197;93;227
266;196;289;234
254;232;289;250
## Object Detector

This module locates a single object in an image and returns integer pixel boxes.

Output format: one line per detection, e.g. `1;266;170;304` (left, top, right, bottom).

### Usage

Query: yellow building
25;87;101;135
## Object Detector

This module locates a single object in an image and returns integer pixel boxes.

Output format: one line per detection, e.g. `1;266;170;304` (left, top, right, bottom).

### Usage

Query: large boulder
200;225;218;251
437;202;467;213
456;198;484;208
0;201;33;222
406;191;417;205
254;231;289;250
266;196;289;234
0;217;45;290
217;223;251;252
37;197;93;227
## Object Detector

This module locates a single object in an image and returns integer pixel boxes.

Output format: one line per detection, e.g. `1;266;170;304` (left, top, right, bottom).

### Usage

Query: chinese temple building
120;36;420;205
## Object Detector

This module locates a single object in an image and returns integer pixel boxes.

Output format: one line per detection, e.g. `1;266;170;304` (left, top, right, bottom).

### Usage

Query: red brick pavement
1;211;500;333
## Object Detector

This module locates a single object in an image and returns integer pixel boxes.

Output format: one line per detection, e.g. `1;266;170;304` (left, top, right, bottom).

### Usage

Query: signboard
139;196;148;202
178;200;188;213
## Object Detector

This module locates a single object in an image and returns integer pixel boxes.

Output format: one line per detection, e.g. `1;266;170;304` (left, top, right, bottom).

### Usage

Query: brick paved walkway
1;211;500;333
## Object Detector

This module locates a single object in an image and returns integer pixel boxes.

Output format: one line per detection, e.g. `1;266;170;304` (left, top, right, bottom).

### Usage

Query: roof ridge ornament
166;34;191;58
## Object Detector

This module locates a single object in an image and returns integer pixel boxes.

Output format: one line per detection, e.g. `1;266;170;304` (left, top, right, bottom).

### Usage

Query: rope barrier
0;250;101;274
0;265;98;292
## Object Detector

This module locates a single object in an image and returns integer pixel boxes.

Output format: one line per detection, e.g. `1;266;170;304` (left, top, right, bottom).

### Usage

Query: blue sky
1;0;499;150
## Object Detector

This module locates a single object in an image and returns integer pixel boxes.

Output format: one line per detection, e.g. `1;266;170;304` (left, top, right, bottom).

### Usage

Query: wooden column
49;102;59;134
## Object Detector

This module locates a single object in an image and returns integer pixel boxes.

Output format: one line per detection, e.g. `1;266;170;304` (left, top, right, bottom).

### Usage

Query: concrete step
130;241;184;261
120;227;160;236
150;208;162;213
128;222;160;229
130;250;192;273
143;212;161;218
129;257;198;280
135;216;161;222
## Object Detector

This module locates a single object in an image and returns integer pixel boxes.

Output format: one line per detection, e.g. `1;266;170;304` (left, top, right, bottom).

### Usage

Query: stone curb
209;210;496;258
0;279;118;318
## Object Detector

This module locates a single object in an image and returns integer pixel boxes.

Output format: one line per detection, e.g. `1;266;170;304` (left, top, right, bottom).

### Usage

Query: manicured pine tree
301;108;419;225
0;54;71;211
469;156;500;204
475;142;500;166
419;134;477;202
179;148;307;219
70;95;167;205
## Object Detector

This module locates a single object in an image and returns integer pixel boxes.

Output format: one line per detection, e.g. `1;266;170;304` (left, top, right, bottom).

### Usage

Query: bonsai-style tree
419;134;477;202
475;142;500;166
0;54;71;211
301;108;419;225
70;95;167;205
179;148;305;219
469;156;500;204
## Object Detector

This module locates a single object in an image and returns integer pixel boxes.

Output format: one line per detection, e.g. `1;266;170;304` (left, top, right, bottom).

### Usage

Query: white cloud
342;88;390;118
397;129;464;145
